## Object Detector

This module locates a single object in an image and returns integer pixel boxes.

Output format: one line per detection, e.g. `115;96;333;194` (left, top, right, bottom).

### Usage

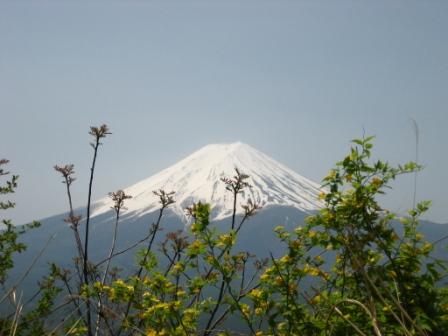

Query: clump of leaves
252;137;448;336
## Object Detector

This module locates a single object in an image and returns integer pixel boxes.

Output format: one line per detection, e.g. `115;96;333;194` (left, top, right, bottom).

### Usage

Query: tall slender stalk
203;168;251;335
54;164;84;276
94;190;131;336
410;118;419;210
83;124;111;336
136;209;164;279
221;168;250;230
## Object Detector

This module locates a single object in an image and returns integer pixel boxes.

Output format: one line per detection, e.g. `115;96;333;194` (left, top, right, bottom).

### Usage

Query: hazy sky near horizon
1;1;447;224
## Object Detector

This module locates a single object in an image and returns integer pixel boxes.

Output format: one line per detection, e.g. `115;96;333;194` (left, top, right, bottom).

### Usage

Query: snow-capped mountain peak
91;142;323;220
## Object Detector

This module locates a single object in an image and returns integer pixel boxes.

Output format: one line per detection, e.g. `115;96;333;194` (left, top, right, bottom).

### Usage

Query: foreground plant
0;159;42;335
251;137;448;336
1;131;447;336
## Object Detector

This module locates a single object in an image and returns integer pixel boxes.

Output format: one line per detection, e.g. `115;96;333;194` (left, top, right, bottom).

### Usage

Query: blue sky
1;0;447;224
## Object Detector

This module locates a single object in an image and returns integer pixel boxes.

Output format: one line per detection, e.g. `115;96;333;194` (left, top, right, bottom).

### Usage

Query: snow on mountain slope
91;142;323;221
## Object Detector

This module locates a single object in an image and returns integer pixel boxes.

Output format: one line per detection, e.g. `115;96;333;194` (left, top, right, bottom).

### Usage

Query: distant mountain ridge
91;142;323;221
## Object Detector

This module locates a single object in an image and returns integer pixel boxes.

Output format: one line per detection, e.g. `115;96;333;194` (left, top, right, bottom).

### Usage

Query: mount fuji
91;142;323;222
10;142;323;294
12;142;322;278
